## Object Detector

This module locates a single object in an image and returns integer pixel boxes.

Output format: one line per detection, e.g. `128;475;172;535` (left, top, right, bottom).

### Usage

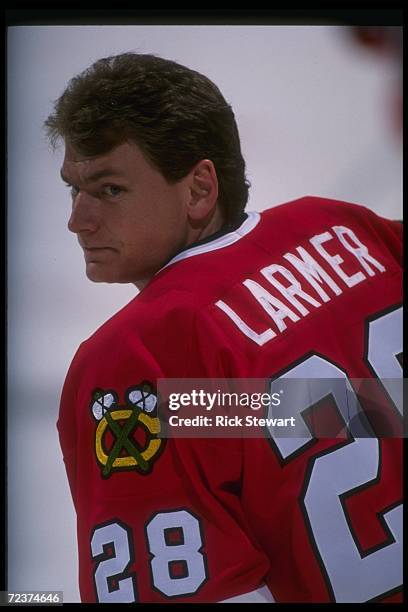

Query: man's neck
185;205;225;246
134;206;225;292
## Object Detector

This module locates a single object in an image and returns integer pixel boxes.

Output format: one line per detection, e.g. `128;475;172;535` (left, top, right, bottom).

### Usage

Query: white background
7;25;402;602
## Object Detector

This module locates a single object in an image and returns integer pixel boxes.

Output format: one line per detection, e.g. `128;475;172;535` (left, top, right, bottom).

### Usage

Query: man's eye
65;184;79;198
103;185;123;197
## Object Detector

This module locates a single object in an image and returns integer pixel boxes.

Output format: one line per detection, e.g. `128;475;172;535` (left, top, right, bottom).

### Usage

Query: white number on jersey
267;306;402;602
91;510;207;602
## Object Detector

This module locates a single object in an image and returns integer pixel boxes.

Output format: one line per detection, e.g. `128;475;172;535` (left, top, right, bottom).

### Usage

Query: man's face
61;141;189;284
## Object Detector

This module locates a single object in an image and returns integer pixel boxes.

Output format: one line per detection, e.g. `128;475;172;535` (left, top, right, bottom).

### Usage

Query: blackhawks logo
90;381;164;478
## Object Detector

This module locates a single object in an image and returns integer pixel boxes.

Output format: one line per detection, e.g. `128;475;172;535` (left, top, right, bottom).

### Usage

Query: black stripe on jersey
161;211;248;267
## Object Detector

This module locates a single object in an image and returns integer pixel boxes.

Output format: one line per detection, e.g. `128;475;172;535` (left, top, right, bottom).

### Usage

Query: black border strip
4;9;404;27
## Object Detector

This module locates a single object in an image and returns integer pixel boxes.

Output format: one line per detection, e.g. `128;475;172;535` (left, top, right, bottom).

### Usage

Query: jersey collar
156;210;260;275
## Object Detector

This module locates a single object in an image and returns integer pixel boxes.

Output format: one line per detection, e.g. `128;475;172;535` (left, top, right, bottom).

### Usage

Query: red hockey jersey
58;196;403;603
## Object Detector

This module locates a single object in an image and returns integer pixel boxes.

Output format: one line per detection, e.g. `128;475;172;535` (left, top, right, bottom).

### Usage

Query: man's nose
67;190;100;234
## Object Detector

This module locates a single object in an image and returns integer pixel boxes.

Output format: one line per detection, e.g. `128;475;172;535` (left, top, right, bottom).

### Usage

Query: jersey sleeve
57;344;84;512
57;323;272;604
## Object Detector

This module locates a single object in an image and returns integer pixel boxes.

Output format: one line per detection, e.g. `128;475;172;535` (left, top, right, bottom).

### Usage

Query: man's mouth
83;247;116;261
83;246;115;252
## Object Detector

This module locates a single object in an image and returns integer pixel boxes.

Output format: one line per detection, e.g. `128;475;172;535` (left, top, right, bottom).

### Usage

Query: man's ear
186;159;219;223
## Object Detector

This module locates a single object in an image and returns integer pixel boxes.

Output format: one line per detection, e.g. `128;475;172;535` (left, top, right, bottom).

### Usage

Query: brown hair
45;52;250;225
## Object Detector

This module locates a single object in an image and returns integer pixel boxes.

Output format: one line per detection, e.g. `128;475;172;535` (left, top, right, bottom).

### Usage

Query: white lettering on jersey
215;226;387;345
309;231;366;288
243;279;300;332
215;299;276;346
260;263;321;316
283;246;342;301
332;226;386;276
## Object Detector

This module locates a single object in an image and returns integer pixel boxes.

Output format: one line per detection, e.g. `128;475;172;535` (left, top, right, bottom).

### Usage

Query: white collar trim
158;211;261;274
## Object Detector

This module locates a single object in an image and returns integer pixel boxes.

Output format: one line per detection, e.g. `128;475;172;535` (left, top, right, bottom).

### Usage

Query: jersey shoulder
257;195;401;246
69;195;401;374
68;286;200;382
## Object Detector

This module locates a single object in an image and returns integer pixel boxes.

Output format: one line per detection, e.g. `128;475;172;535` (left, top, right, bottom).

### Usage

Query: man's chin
85;263;116;283
85;263;141;284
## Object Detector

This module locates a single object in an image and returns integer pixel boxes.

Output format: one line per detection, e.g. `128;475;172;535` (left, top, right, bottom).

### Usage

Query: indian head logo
90;381;165;478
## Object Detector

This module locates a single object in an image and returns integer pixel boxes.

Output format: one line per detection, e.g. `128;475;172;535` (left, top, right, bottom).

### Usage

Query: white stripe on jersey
158;211;261;273
219;584;275;603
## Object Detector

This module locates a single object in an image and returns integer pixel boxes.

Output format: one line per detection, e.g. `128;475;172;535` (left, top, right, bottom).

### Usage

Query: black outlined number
146;510;207;597
366;306;403;415
267;308;402;602
91;520;137;603
91;510;206;602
